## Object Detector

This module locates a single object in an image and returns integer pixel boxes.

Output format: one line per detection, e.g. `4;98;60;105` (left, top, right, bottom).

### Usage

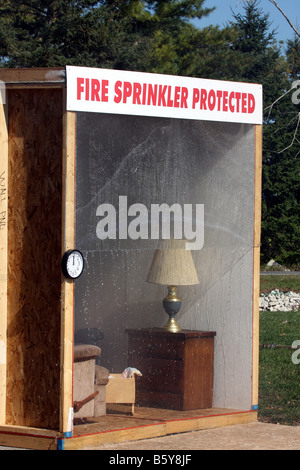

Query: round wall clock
62;249;84;280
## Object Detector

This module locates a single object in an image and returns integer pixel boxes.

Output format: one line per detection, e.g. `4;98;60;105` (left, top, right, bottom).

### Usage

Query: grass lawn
260;275;300;293
259;275;300;426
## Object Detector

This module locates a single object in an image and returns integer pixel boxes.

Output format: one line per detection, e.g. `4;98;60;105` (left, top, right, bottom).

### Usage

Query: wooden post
252;124;263;409
60;107;76;434
0;94;8;425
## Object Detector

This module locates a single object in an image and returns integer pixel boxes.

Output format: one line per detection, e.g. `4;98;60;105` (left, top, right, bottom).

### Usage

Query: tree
0;0;215;71
286;36;300;79
262;43;300;266
1;0;298;265
226;1;286;102
221;0;300;266
0;0;151;68
236;2;300;266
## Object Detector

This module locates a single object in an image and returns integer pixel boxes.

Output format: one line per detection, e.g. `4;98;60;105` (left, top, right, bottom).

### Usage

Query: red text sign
67;66;262;124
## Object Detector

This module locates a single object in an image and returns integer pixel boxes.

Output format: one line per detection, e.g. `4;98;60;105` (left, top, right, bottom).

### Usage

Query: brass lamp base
162;285;182;333
163;316;182;333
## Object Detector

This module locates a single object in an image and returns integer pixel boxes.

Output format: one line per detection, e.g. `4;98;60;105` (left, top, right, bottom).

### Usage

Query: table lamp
146;240;199;333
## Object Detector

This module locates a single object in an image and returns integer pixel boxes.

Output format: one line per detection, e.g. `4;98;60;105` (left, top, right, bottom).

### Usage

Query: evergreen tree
286;36;300;79
226;1;300;266
214;0;300;266
262;33;300;266
0;0;215;70
226;1;285;102
0;0;142;68
0;0;298;265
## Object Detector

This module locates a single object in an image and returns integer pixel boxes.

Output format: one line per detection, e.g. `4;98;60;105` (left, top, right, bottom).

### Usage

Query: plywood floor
72;404;251;437
0;406;257;449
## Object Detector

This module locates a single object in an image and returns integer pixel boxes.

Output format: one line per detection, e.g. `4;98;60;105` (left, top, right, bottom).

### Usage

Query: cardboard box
106;374;135;414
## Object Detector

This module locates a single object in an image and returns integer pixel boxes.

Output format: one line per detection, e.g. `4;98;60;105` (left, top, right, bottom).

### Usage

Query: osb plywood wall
6;89;63;429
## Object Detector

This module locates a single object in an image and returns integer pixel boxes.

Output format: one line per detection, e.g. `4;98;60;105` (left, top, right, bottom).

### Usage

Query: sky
195;0;298;44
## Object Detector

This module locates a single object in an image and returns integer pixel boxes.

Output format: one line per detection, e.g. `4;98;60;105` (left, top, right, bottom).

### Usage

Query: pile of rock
264;259;290;271
259;289;300;312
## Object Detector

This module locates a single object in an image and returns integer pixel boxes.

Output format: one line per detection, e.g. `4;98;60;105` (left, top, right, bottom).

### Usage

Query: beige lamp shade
147;242;199;286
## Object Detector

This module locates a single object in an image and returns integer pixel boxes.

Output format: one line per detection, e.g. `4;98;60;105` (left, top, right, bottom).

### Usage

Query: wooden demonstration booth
0;67;262;450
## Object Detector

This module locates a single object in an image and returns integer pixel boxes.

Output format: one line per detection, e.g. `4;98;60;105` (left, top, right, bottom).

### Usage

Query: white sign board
66;66;263;124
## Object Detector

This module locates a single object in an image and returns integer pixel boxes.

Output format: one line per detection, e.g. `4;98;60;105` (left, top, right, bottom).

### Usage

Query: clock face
62;250;84;279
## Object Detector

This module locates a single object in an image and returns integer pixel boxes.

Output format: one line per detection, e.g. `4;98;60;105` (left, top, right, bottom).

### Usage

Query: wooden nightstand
126;328;216;411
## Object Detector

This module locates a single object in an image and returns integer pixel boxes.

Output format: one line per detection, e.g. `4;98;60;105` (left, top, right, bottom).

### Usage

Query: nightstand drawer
135;358;183;394
129;334;184;360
